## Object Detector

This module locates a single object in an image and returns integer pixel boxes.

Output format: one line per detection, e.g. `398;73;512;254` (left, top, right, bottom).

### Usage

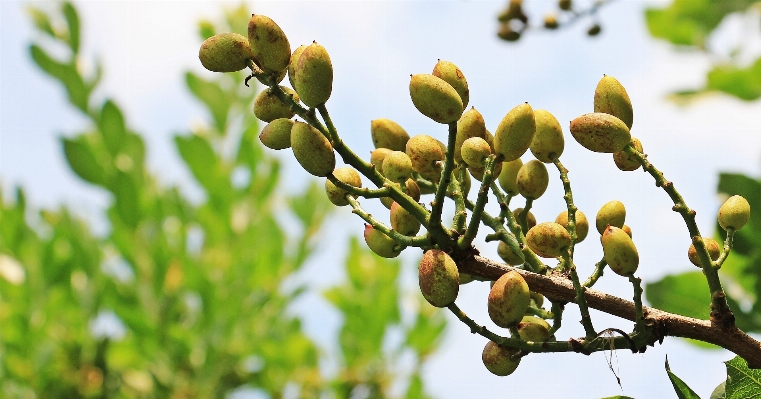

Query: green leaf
29;44;89;112
62;2;80;53
98;100;127;156
725;356;761;399
711;381;726;399
666;356;702;399
705;58;761;101
405;305;446;358
198;20;215;40
62;136;106;186
174;134;219;192
185;72;230;133
717;173;761;256
645;0;752;48
645;271;710;320
27;7;56;37
112;171;141;228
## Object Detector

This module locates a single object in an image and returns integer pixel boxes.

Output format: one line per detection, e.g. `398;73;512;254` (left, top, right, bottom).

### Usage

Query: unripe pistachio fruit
544;14;559;29
484;129;495;152
482;341;521;376
469;162;503;182
325;167;362;206
596;200;626;235
497;240;524;265
390;202;421;236
406;135;444;181
622;224;632;238
253;86;299;122
494;103;536;162
521;315;550;330
288;45;307;89
293;41;333;107
513;208;537;230
370;148;393;172
498;159;523;195
517;159;549;199
409;74;464;124
199;33;254;73
455;108;487;163
461;137;492;168
364;225;402;258
530;109;564;162
418;249;460;307
291;121;335;177
613;137;643;171
382;151;413;183
718;195;751;231
488;271;530;327
381;179;421;210
602;226;639;276
559;0;572;10
526;222;572;258
247;14;291;75
570;112;631;153
259;118;295;150
432;60;470;109
594;75;633;129
555;210;589;243
459;273;475;285
371;119;410;152
517;321;551;342
688;238;721;267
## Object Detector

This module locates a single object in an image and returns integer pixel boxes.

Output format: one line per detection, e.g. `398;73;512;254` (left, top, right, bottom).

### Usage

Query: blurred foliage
645;0;761;102
0;2;445;397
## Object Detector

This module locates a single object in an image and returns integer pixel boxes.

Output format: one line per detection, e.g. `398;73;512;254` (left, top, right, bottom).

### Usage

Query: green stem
327;175;390;198
449;173;468;234
429;122;460;248
548;301;564;335
583;258;607;288
518;198;534;235
458;156;498;250
552;158;578;258
715;229;735;268
629;274;645;331
491;182;546;274
346;195;431;248
525;306;554;320
563;253;596;339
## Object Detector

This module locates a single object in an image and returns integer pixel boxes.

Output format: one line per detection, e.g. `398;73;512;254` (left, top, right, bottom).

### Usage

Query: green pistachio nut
594;75;633;129
494;103;536;162
484;129;495;152
602;225;639;276
418;249;460;307
199;33;253;73
513;208;537;230
528;292;545;308
371;119;410;152
247;14;290;75
391;202;421;236
450;164;472;197
570;112;631;153
468;162;502;182
497;241;524;266
498;159;523;195
287;44;307;89
488;270;530;328
409;74;464;124
259;118;295;150
291;121;335;177
688;238;721;267
622;224;633;238
370;148;393;173
432;60;470;109
293;41;333;107
526;222;572;258
559;0;572;10
517;159;549;199
555;209;589;243
482;341;521;376
517;321;551;342
529;109;564;163
364;225;402;258
613;137;643;171
325;167;362;206
253;86;299;122
382;151;414;183
595;200;626;235
406;135;444;181
461;137;492;168
455;107;487;163
459;273;475;285
544;14;559;29
380;179;420;209
718;195;751;231
521;315;550;330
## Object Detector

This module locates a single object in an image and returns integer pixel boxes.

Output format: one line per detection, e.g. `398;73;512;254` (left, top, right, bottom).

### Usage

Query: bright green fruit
529;109;564;163
461;137;491;168
370;148;392;173
406;135;444;181
688;238;721;267
432;60;470;109
455;108;487;163
382;151;413;183
293;41;333;107
517;159;549;199
391;202;421;236
513;208;536;230
497;240;524;266
199;33;253;73
517;321;551;342
364;225;402;258
324;167;362;206
498;159;523;195
418;249;460;307
288;44;307;89
718;195;751;231
602;225;639;276
259;118;294;150
371;119;410;152
253;86;299;122
595;200;626;235
409;74;464;124
482;341;521;376
521;315;550;330
570;112;631;153
613;137;643;171
291;121;335;177
555;209;589;243
247;14;290;74
494;103;536;162
526;222;571;258
594;75;633;129
488;271;530;328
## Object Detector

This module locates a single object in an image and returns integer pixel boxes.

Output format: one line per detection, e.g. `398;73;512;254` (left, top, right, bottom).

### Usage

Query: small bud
247;14;291;74
293;42;333;107
418;249;460;307
530;109;564;163
364;225;402;258
259;118;295;150
253;86;299;122
602;225;639;276
488;271;530;327
517;160;549;199
494;103;536;162
570;112;631;153
371;119;410;152
482;341;521;376
595;200;626;235
291;121;335;177
718;195;751;231
526;222;572;258
409;74;464;124
555;209;589;243
688;238;721;267
325;167;362;207
594;75;633;129
199;33;253;73
432;60;470;109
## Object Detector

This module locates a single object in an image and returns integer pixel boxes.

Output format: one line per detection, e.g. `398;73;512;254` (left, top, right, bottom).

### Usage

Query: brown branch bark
459;254;761;368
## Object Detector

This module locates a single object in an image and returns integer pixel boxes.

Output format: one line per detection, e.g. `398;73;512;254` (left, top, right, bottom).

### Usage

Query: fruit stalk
450;168;468;234
429;122;461;248
345;195;431;248
489;182;546;273
552;158;579;257
583;258;607;288
562;251;597;339
715;229;735;267
517;199;534;235
458;156;499;250
629;274;645;331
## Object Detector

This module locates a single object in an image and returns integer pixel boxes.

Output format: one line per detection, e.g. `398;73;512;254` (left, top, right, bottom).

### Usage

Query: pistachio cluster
200;14;751;377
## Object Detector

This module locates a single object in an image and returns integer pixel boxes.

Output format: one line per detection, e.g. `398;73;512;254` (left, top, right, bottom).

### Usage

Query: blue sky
3;1;761;398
